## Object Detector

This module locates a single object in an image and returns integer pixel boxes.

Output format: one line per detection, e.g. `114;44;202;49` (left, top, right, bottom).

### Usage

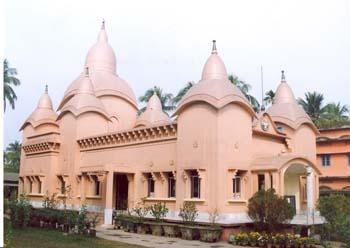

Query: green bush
4;218;13;247
317;194;350;245
8;193;32;228
247;188;294;232
179;201;198;225
149;202;168;222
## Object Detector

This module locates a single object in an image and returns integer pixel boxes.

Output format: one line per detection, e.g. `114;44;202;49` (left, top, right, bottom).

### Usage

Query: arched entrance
283;164;307;214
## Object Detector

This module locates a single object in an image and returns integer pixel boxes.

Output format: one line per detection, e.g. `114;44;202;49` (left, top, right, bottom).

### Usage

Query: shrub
132;201;149;222
179;201;198;225
42;192;59;209
8;193;32;228
317;194;350;245
4;218;12;247
248;188;294;232
149;202;168;222
77;205;89;233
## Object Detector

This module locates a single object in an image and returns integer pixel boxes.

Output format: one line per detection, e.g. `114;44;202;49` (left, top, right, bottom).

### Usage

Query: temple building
316;126;350;194
19;22;323;228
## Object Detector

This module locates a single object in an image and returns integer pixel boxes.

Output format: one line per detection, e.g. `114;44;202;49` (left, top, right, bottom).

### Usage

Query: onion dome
57;21;137;110
174;40;255;116
266;71;317;131
20;85;58;130
57;68;110;120
135;89;171;127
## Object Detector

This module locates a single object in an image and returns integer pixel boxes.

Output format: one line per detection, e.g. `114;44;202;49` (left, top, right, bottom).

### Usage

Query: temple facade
19;22;322;226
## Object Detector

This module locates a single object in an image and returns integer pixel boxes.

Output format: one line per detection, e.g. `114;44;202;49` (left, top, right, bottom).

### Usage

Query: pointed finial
101;18;105;30
212;40;217;54
45;84;48;93
281;70;286;82
85;67;89;77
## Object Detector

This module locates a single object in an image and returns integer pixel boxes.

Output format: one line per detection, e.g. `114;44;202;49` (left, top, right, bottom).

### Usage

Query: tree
317;194;350;244
264;90;275;106
297;91;325;123
3;59;21;112
323;102;349;121
248;189;294;232
138;86;175;114
172;81;195;104
228;74;260;112
4;141;21;171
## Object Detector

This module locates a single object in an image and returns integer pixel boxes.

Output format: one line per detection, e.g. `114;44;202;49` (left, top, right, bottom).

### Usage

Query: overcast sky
4;0;350;146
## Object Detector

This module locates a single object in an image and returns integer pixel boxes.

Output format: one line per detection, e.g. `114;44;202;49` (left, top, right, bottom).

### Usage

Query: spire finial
101;18;105;30
212;40;217;54
85;67;89;77
281;70;286;82
45;84;48;93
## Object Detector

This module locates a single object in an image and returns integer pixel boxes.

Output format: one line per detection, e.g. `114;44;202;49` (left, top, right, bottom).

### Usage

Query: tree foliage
4;59;21;112
4;141;21;172
298;92;350;129
228;74;260;112
248;189;294;232
317;194;350;244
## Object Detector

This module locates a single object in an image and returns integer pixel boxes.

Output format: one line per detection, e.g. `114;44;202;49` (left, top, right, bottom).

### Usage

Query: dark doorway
115;174;128;210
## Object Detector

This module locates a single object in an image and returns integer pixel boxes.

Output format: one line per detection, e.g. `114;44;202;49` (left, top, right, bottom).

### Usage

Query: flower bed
229;231;317;248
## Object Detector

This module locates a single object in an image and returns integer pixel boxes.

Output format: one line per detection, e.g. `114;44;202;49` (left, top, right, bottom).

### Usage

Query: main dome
57;22;137;111
174;41;255;116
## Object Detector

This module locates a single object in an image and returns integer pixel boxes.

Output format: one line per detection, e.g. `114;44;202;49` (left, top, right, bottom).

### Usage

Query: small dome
85;21;116;74
266;71;317;131
20;86;58;130
135;91;171;127
57;72;110;120
174;41;255;116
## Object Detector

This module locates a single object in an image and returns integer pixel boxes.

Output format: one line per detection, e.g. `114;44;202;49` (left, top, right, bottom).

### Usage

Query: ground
11;227;146;248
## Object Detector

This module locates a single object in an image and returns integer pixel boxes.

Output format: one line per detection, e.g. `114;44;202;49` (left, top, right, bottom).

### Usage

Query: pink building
19;22;323;230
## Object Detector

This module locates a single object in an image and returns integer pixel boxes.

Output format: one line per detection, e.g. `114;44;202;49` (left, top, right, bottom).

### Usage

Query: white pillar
104;171;114;225
306;166;314;213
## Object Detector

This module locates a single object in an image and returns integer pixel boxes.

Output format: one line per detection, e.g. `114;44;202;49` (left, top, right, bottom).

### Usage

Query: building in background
19;22;323;234
316;126;350;194
4;170;19;199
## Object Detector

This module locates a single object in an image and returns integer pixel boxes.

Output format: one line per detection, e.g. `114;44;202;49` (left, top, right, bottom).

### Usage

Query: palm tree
322;102;349;121
228;74;260;112
264;90;275;106
3;59;21;112
297;92;325;122
172;81;195;104
138;86;175;115
4;141;21;171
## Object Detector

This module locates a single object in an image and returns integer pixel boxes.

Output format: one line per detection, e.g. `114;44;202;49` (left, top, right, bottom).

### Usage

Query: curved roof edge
57;106;111;121
173;93;257;117
20;118;59;131
272;116;319;134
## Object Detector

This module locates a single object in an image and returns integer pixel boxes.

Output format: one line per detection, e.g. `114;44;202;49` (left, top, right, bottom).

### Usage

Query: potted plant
248;231;260;247
147;202;168;236
257;233;267;247
198;208;222;242
132;202;150;234
87;214;99;237
178;201;200;240
124;210;138;233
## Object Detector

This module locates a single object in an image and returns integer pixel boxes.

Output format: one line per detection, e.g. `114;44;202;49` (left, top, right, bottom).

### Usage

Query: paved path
97;226;243;248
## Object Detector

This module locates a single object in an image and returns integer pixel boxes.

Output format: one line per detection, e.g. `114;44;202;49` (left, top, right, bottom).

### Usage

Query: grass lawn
12;227;146;248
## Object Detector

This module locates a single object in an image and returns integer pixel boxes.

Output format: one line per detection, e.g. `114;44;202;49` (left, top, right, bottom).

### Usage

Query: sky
4;0;350;146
